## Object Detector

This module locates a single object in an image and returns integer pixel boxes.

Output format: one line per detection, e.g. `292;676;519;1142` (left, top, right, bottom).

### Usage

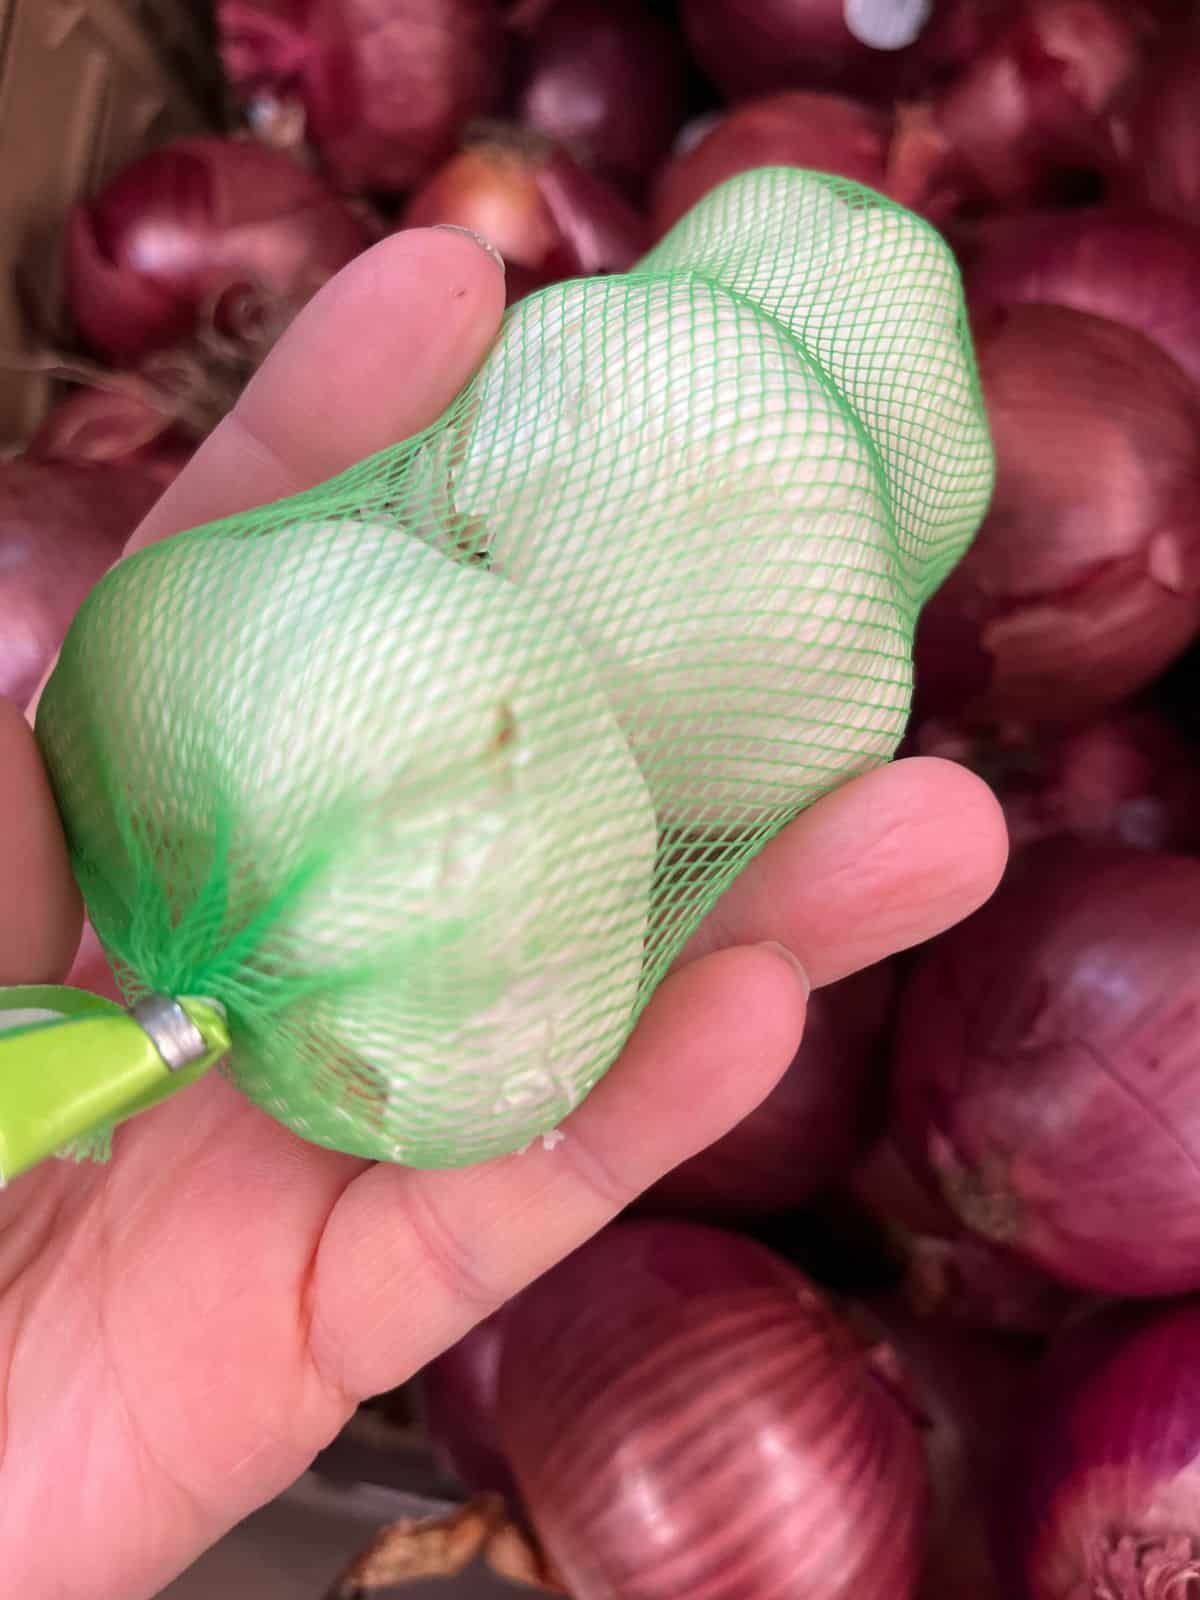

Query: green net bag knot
35;168;993;1170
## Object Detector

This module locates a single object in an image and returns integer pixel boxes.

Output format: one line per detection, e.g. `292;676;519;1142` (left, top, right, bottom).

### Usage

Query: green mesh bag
33;168;993;1170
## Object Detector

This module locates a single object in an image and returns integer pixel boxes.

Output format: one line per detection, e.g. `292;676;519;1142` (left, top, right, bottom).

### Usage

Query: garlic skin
450;169;991;828
40;522;657;1167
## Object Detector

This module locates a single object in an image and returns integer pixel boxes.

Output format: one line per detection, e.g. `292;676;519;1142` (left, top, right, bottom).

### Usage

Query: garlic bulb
40;522;657;1166
447;169;991;829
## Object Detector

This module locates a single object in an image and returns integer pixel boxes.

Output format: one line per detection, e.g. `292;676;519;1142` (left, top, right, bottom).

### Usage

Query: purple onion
1008;1297;1200;1597
894;839;1200;1297
497;1219;929;1600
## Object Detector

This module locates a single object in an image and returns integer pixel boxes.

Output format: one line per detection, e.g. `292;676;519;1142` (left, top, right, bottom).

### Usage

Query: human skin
0;225;1007;1599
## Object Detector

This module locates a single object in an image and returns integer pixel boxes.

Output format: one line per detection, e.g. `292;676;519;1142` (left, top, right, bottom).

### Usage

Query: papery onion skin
932;0;1157;208
498;1219;928;1600
219;0;505;194
65;136;370;363
516;0;689;194
850;1138;1085;1335
1008;1297;1200;1600
0;461;162;709
959;208;1200;390
894;839;1200;1297
652;91;890;234
641;963;895;1219
29;389;193;487
914;304;1200;728
1108;39;1200;225
402;135;647;302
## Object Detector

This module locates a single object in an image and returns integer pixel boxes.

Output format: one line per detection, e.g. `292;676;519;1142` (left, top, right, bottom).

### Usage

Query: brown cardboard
0;0;222;448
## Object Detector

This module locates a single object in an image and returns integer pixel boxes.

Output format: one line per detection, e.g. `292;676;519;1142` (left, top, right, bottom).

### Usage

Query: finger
128;225;507;550
0;698;81;982
681;756;1008;987
306;942;809;1403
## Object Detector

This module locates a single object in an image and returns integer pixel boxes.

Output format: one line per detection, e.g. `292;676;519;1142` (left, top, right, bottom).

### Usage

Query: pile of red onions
679;0;1008;103
640;962;894;1219
493;1221;929;1600
959;207;1200;389
894;839;1200;1297
402;129;647;301
914;303;1200;728
65;136;372;363
927;0;1158;209
1006;1296;1200;1598
515;0;689;194
913;707;1200;855
218;0;505;193
0;460;162;709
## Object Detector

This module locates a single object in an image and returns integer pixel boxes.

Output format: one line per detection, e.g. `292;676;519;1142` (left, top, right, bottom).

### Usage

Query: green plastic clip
0;987;230;1185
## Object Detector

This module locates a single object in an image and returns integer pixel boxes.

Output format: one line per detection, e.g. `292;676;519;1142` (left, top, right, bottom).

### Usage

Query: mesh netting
37;169;993;1168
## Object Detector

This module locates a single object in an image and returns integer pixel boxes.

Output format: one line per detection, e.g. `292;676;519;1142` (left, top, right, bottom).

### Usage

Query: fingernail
432;224;506;277
757;941;811;998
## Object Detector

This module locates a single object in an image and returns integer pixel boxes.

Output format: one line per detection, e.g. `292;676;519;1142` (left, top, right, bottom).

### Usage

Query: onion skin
0;461;162;710
418;1312;519;1506
915;304;1200;728
652;91;889;234
932;0;1158;208
894;840;1200;1298
913;707;1200;855
65;136;370;364
959;208;1200;391
859;1298;1036;1600
641;963;895;1219
1108;38;1200;225
498;1220;928;1600
516;0;689;194
679;0;1006;103
28;389;193;487
219;0;505;194
1010;1297;1200;1599
402;135;648;302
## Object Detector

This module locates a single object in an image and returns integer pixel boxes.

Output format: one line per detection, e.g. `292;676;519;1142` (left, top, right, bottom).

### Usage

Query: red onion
914;708;1200;855
28;387;193;487
418;1312;518;1506
931;0;1158;208
65;136;370;364
219;0;504;195
894;839;1200;1297
0;461;162;710
859;1299;1036;1600
960;208;1200;390
851;1138;1085;1335
641;963;895;1219
914;305;1200;728
678;0;1006;103
1008;1297;1200;1598
515;0;689;195
402;132;648;302
497;1219;929;1600
1108;38;1200;225
653;91;881;233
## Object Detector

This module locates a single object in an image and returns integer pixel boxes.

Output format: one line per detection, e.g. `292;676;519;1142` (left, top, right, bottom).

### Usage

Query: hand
0;227;1007;1599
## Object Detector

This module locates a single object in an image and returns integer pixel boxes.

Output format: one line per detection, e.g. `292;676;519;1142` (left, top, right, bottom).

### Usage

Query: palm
0;229;1006;1600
